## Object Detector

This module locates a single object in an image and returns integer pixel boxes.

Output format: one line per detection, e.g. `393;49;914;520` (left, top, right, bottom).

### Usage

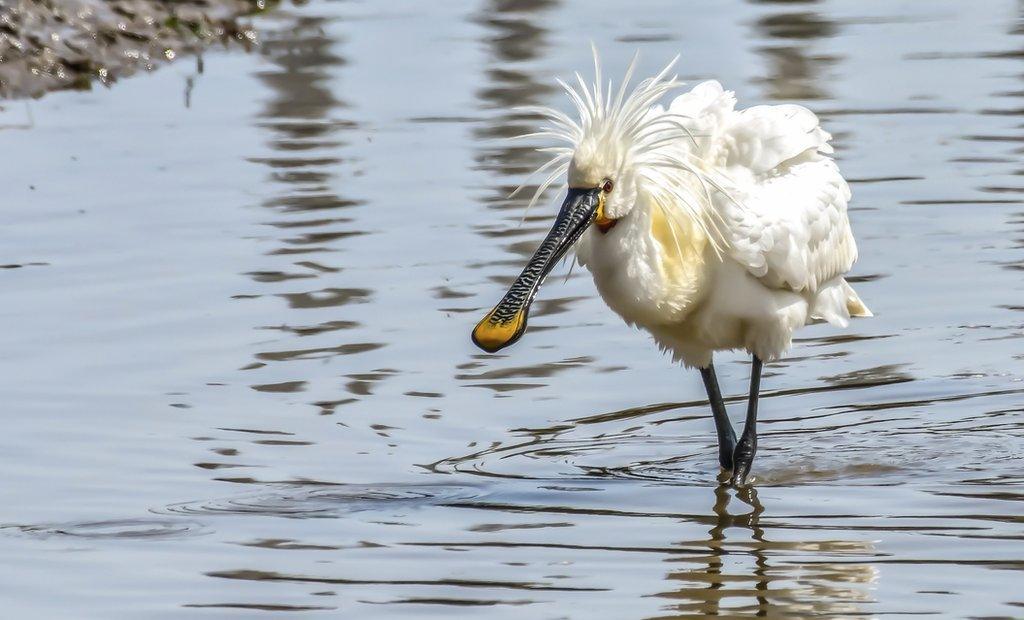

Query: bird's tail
809;278;872;328
843;280;873;318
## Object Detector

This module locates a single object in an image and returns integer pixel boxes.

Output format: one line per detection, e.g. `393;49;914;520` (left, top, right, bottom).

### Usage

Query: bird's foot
729;435;757;487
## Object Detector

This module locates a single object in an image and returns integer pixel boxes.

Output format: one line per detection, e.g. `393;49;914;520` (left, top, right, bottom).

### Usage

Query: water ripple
159;483;488;519
4;518;209;540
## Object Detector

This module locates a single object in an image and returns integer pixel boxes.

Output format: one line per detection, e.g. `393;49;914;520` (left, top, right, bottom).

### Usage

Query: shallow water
2;0;1024;617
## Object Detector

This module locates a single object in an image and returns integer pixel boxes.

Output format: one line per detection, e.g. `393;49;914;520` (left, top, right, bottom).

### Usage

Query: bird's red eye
601;179;614;193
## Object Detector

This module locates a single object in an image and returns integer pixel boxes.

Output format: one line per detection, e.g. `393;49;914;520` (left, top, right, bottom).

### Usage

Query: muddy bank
0;0;277;99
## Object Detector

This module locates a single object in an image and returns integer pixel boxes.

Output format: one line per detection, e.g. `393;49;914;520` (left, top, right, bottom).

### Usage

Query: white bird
472;51;871;485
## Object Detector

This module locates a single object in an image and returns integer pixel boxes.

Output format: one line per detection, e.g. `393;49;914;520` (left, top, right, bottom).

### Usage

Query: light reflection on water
2;0;1024;617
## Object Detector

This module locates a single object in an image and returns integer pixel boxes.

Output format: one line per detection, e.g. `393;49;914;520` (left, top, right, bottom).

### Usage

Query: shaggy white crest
510;46;732;254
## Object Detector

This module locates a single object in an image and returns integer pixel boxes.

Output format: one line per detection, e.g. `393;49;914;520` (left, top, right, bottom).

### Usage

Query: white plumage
519;54;871;368
473;51;873;483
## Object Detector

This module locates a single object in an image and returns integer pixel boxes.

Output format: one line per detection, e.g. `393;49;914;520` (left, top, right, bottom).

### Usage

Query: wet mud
0;0;274;98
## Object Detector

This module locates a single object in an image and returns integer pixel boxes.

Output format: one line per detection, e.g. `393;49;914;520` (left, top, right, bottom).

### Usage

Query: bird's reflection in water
652;485;877;619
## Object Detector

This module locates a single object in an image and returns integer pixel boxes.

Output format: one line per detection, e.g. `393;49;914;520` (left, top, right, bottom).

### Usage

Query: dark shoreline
0;0;277;99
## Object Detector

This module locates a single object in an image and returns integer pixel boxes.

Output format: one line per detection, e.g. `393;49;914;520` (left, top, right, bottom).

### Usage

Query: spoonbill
472;52;871;485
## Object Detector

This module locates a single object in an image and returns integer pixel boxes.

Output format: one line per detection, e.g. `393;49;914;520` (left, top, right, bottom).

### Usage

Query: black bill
472;187;602;353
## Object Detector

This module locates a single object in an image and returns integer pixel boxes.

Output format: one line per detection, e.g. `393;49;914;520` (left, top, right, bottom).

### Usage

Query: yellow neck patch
648;200;707;296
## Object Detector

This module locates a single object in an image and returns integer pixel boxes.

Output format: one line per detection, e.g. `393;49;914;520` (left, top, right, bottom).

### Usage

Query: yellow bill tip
471;307;527;353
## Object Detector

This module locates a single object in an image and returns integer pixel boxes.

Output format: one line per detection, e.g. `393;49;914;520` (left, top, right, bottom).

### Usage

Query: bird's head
472;50;719;353
567;134;639;232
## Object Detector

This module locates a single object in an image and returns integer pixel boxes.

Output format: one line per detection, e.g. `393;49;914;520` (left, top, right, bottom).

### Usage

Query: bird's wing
719;160;857;293
709;102;857;294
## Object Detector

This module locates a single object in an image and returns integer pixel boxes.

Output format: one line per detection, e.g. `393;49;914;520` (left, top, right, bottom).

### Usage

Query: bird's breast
580;205;710;329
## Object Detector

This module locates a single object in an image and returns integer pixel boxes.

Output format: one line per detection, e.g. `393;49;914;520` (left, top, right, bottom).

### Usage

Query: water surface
2;0;1024;617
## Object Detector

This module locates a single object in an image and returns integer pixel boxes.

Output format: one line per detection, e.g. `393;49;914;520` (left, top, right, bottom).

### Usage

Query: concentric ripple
431;377;1024;488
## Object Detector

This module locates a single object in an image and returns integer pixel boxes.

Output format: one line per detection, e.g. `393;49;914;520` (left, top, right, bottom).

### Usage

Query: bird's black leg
700;360;737;471
731;355;763;486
